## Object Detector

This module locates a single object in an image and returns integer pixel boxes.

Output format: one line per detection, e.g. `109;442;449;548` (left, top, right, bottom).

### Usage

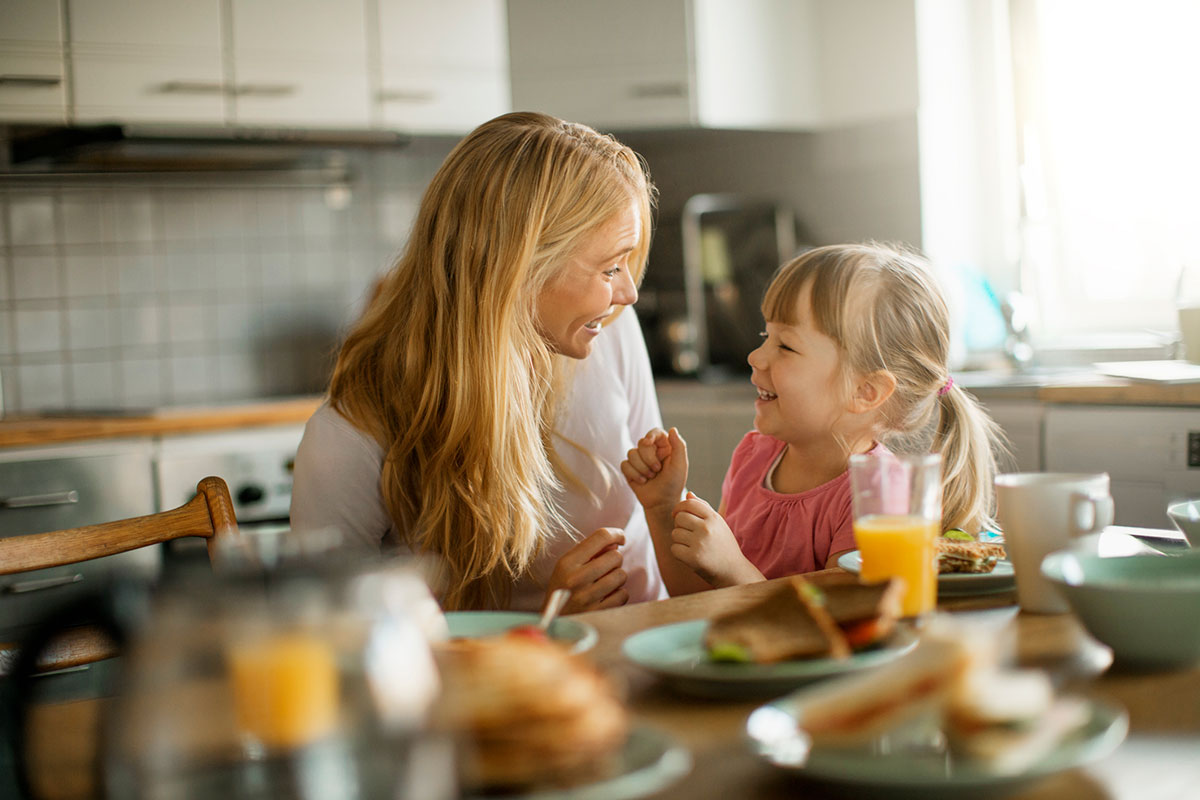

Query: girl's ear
849;370;897;414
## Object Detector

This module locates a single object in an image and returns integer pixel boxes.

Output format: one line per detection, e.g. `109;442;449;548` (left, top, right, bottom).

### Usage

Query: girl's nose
613;268;638;306
747;342;765;369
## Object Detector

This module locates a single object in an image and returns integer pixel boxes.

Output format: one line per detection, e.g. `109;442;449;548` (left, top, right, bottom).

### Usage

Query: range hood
0;123;411;174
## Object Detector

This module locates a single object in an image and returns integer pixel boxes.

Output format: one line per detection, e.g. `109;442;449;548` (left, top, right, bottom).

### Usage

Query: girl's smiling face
747;282;849;445
535;199;641;359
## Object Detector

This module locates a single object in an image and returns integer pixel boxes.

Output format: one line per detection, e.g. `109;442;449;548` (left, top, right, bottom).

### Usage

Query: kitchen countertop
4;371;1200;452
0;396;323;449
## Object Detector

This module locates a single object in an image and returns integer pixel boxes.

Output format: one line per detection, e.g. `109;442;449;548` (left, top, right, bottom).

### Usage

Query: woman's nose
613;269;638;306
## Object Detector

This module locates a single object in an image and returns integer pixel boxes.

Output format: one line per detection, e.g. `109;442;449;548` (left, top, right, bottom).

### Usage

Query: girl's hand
620;427;689;513
546;527;629;613
669;492;763;588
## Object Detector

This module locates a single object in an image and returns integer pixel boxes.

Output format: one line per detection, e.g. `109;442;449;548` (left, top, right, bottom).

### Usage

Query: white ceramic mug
995;472;1115;613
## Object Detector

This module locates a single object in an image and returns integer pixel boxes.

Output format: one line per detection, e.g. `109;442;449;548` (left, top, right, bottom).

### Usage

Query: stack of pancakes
432;635;628;789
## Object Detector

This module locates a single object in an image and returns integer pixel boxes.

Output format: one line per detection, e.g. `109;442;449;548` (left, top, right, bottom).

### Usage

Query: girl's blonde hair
328;112;655;610
762;242;1005;533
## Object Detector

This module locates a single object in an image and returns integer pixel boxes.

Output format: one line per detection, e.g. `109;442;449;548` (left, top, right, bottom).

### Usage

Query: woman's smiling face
535;198;641;359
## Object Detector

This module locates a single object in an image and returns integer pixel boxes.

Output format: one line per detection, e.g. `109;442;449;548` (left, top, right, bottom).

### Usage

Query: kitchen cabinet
68;0;228;124
229;0;371;127
1044;405;1200;529
977;398;1044;473
0;0;68;123
0;439;158;640
372;0;509;134
507;0;917;131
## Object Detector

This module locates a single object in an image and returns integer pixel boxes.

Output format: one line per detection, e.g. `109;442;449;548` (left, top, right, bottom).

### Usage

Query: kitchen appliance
154;424;306;540
640;194;800;380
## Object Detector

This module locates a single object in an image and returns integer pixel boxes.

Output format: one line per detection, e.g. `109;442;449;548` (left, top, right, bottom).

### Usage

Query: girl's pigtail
932;384;1010;533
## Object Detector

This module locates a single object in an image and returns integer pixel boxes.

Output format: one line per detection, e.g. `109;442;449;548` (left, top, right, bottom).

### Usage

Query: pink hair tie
937;376;954;396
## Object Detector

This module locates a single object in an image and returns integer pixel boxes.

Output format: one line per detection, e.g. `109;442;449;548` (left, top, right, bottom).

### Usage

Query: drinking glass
849;453;942;618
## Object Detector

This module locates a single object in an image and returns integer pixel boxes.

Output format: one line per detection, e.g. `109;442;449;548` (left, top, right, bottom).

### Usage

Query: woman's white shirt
289;309;668;610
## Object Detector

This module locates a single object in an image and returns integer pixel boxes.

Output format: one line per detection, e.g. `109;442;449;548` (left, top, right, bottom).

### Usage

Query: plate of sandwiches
746;619;1128;798
622;574;918;699
838;534;1014;596
436;633;691;799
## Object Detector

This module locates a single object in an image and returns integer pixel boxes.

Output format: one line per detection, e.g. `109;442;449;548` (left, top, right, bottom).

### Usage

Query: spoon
538;588;572;632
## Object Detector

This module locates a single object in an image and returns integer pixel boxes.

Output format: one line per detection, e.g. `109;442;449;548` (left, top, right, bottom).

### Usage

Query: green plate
466;724;691;800
621;619;918;699
838;550;1016;596
747;695;1127;799
444;610;598;654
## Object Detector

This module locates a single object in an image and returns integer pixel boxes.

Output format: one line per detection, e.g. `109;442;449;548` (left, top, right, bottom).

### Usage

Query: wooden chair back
0;475;240;575
0;476;240;674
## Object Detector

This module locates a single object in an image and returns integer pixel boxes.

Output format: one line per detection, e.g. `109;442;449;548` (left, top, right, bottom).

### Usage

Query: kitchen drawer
0;440;158;638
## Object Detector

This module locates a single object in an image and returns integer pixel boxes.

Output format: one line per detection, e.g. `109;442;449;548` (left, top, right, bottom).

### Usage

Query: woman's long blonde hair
762;243;1005;533
328;112;654;610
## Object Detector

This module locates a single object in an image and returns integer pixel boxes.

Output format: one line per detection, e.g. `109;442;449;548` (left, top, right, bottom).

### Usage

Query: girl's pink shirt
719;431;883;578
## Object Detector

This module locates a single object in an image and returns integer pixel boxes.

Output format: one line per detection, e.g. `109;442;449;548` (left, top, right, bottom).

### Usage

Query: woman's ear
849;370;897;414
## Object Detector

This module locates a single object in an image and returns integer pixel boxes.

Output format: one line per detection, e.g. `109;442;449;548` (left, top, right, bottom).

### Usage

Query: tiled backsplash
0;139;455;413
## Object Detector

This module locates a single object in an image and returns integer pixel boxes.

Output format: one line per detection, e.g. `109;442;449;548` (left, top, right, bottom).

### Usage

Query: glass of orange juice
849;453;942;617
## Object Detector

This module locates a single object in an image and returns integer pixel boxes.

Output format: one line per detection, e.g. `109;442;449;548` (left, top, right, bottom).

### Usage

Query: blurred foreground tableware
995;473;1114;613
849;453;942;617
9;527;456;800
746;694;1127;799
1041;544;1200;669
444;610;599;653
1166;499;1200;548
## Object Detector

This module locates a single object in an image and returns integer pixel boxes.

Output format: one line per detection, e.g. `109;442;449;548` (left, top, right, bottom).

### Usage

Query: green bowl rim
1042;550;1200;594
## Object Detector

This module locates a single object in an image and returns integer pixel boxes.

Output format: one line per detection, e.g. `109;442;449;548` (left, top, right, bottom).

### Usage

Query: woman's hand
620;427;689;513
669;492;763;588
547;527;629;613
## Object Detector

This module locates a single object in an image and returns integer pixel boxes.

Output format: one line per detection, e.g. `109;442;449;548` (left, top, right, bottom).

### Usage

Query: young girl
622;242;1003;595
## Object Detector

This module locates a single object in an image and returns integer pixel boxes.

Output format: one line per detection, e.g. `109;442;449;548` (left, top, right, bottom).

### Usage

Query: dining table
21;541;1200;800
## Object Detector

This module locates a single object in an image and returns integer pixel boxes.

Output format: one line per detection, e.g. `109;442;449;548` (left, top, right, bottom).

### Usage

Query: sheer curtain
1010;0;1200;338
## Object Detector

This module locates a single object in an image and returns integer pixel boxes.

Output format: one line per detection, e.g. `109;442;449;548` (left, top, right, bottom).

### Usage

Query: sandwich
432;635;628;789
704;573;905;664
937;530;1007;574
782;631;974;747
774;618;1094;770
946;665;1092;774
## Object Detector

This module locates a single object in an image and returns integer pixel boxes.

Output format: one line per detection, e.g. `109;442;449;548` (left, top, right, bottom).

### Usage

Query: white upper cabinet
373;0;509;134
0;0;68;122
68;0;227;124
229;0;371;127
507;0;820;130
507;0;918;131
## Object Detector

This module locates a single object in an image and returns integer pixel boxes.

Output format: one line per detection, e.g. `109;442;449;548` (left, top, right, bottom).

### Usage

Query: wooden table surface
23;569;1200;799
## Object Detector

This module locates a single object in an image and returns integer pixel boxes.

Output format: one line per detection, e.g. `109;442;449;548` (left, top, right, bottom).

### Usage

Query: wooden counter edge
0;396;324;449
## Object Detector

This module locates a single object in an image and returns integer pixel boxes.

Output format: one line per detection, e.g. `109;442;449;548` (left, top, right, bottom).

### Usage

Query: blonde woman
291;112;666;612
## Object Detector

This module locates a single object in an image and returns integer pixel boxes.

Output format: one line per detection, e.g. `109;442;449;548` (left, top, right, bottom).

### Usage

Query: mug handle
1069;491;1115;535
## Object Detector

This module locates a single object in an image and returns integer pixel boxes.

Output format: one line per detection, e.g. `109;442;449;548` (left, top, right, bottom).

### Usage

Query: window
1011;0;1200;337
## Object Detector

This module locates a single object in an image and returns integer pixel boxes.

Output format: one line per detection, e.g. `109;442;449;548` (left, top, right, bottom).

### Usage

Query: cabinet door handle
0;74;63;88
0;490;80;509
3;573;84;594
234;83;296;97
629;82;688;99
378;89;435;103
156;80;226;95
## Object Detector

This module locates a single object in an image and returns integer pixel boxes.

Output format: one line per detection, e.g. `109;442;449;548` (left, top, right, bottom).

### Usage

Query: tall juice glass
849;453;942;617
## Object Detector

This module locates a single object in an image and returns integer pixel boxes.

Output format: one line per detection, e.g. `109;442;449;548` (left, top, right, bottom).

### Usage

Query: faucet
1000;291;1035;370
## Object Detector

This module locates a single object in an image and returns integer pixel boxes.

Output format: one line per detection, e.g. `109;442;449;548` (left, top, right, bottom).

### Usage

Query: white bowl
1166;500;1200;547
